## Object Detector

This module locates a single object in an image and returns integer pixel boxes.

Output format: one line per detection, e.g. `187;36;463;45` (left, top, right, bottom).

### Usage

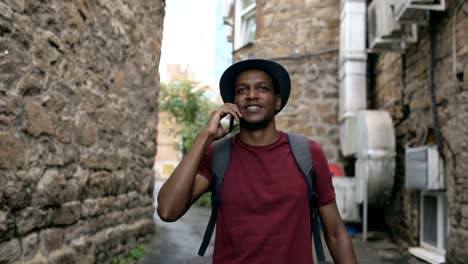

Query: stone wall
233;0;342;164
0;0;164;263
371;0;467;262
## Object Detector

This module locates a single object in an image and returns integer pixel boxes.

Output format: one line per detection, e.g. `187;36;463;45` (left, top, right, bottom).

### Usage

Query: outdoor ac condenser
367;0;418;51
405;146;444;190
393;0;446;23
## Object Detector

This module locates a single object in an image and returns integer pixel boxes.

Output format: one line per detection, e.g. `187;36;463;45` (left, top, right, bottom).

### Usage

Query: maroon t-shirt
197;131;335;264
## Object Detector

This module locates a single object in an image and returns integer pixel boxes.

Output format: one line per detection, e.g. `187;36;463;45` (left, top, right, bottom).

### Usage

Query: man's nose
246;87;259;99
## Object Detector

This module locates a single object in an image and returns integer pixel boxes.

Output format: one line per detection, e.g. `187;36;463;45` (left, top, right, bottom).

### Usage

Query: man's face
233;70;282;128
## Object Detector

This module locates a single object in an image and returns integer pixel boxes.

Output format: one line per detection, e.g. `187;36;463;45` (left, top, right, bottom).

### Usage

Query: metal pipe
363;172;368;242
267;48;339;61
428;12;445;162
452;0;464;78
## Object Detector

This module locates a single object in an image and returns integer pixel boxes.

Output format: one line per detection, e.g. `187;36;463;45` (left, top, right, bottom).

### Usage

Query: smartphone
229;115;234;133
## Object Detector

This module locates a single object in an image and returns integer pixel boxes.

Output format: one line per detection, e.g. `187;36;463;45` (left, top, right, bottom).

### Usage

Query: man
157;59;357;263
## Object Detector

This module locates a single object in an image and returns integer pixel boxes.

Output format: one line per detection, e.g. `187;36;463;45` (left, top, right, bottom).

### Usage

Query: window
420;191;447;255
234;0;256;49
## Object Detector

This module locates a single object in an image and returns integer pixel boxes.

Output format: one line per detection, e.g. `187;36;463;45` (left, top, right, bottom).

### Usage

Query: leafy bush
194;192;212;207
159;80;216;155
112;244;148;264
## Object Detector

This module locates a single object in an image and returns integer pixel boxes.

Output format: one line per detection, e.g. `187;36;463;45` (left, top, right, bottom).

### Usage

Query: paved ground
140;181;426;264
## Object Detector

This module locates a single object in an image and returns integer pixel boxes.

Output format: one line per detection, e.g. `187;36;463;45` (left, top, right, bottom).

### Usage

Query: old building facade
0;0;164;263
230;0;344;165
226;0;467;263
371;1;467;263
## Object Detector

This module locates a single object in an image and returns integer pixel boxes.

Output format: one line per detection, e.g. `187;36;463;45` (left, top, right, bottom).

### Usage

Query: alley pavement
140;181;426;264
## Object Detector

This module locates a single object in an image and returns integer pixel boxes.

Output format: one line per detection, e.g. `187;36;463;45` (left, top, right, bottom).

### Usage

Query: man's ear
275;95;282;110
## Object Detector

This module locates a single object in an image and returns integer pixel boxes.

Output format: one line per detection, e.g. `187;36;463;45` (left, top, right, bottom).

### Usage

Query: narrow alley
139;181;213;264
141;181;426;264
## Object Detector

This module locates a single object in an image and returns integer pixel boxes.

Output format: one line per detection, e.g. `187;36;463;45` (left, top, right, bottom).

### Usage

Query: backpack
197;133;326;262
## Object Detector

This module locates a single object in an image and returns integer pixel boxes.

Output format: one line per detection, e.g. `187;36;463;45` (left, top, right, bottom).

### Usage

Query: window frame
234;0;256;49
420;191;447;256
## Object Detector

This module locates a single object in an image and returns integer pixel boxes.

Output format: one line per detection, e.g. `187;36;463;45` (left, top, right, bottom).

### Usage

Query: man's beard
239;115;274;131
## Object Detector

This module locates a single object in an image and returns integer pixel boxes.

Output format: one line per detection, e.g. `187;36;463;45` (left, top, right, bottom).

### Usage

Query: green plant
111;244;148;264
159;80;216;155
194;192;212;207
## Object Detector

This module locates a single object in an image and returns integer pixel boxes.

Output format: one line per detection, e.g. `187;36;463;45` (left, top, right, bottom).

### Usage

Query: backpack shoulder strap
211;136;232;195
198;136;232;256
288;133;314;190
287;133;326;263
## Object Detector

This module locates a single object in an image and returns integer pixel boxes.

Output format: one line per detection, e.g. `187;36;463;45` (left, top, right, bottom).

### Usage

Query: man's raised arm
156;104;242;222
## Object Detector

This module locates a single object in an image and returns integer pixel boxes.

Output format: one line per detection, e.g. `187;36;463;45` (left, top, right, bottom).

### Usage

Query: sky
159;0;232;94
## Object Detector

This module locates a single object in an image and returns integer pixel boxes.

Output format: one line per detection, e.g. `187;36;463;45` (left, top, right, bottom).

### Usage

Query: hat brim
219;59;291;114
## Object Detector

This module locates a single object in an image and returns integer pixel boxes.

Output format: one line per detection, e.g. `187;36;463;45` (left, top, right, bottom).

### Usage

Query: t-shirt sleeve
197;145;213;183
309;140;336;207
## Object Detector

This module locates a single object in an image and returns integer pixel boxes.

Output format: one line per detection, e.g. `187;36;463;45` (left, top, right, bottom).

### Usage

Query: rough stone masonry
372;1;468;263
233;0;343;167
0;0;165;263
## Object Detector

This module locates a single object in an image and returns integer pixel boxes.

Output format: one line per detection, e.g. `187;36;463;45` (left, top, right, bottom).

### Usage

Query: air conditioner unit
405;146;444;190
367;0;419;52
393;0;446;23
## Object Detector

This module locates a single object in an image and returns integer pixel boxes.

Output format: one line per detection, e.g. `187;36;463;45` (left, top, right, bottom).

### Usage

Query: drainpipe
428;12;445;162
339;0;396;240
339;0;367;157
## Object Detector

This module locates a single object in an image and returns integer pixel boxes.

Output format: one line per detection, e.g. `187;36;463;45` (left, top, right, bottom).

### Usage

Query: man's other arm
319;203;358;264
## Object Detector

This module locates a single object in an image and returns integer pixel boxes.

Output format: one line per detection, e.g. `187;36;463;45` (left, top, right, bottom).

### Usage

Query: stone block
55;117;75;144
48;247;76;264
128;219;155;237
321;114;337;125
70;236;95;257
139;193;153;207
130;169;154;195
39;228;64;254
62;178;80;204
461;204;468;219
0;2;13;20
49;201;81;226
4;177;30;209
0;132;25;169
16;207;48;235
77;115;97;147
15;71;44;96
25;101;55;137
63;221;94;243
0;238;21;263
20;253;47;264
21;232;39;259
44;144;78;166
113;171;129;195
30;30;64;71
80;152;121;171
461;219;468;230
81;197;112;218
12;11;32;36
74;255;94;264
93;228;120;253
315;102;333;113
0;210;15;241
447;228;468;263
87;171;113;198
33;169;67;207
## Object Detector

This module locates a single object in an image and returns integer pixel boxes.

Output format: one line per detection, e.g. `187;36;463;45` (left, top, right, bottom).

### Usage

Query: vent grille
405;146;444;190
405;147;428;189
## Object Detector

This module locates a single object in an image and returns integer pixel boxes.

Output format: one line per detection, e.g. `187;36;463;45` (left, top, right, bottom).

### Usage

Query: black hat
219;59;291;114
